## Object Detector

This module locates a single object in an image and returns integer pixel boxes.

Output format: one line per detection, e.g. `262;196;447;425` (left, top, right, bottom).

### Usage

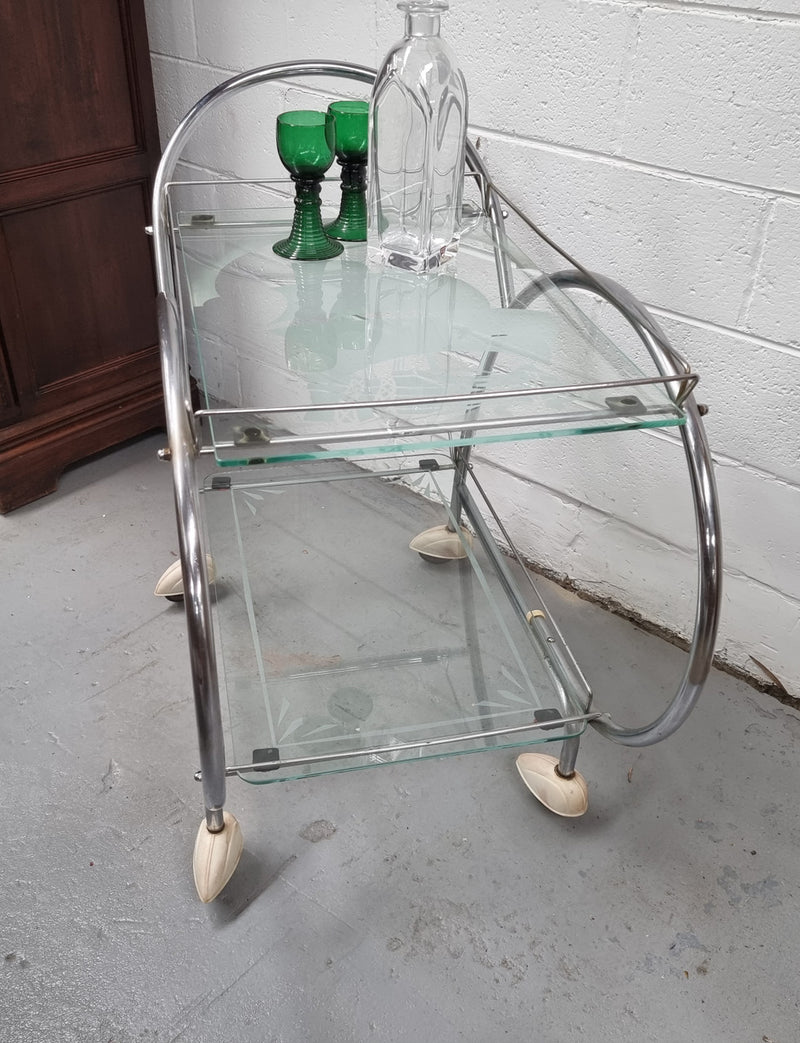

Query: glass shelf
168;184;686;467
201;458;593;784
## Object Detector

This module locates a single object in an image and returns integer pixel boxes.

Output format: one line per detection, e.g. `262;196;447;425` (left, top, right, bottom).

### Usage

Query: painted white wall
144;0;800;696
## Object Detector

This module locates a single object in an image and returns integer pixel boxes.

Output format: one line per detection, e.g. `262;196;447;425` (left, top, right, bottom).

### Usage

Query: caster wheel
193;811;243;902
515;753;589;817
409;524;472;563
154;555;216;600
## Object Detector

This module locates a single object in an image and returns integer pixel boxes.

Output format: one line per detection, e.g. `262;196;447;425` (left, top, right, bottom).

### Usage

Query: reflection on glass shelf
201;459;590;784
167;192;686;467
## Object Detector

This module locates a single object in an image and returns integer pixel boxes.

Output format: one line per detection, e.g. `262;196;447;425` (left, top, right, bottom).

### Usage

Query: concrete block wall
144;0;800;696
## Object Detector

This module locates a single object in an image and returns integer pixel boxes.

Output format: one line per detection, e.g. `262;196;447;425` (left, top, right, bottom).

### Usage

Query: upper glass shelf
167;181;686;466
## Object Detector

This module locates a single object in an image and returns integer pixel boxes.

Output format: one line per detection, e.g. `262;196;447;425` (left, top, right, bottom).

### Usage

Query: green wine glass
273;110;343;261
325;100;369;242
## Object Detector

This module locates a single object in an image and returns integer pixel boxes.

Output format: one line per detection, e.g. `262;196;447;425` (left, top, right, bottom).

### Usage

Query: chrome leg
206;807;225;833
157;295;242;900
557;733;581;778
177;478;226;831
448;445;470;529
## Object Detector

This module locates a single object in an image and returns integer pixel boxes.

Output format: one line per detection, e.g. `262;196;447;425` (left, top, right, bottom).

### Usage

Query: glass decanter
367;0;468;273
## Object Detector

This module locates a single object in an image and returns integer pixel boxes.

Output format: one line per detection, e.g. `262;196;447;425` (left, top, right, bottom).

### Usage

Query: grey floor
2;433;798;1043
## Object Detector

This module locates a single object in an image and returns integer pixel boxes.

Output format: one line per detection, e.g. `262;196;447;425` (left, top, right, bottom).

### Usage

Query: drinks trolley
151;61;721;902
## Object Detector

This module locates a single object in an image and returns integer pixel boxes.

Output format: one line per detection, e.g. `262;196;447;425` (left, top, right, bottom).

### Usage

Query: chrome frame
513;269;722;746
193;711;607;781
195;371;696;418
152;60;722;834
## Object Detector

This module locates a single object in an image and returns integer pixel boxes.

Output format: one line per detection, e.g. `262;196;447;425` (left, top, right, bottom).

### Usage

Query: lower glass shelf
201;457;592;784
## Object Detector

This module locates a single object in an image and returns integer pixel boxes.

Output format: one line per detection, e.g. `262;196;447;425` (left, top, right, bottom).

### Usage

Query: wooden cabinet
0;0;164;512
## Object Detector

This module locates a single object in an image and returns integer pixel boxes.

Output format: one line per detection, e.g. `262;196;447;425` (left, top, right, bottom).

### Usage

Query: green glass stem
326;161;367;242
273;178;343;261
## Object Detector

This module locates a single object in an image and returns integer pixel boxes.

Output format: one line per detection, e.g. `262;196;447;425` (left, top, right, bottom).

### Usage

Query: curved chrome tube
489;181;697;404
157;294;226;829
516;269;722;747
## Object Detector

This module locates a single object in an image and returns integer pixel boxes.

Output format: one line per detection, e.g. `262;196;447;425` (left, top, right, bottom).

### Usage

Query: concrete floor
2;433;798;1043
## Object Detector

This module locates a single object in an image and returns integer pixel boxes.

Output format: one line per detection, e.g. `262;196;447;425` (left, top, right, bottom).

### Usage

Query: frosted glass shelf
168;185;686;467
201;458;593;784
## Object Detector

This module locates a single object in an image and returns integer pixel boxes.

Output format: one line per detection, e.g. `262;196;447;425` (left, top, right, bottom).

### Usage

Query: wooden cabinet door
0;0;164;512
